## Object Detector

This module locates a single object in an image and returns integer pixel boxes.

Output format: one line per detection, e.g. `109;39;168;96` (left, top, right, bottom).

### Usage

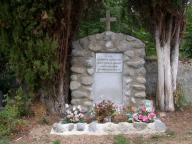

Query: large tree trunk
155;17;180;111
155;29;165;111
171;25;180;92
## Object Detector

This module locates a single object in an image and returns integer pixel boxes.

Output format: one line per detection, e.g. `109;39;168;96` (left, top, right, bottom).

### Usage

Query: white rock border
50;119;166;135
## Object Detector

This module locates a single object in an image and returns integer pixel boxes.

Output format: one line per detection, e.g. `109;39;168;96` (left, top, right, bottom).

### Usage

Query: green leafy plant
52;140;61;144
0;104;24;136
114;135;130;144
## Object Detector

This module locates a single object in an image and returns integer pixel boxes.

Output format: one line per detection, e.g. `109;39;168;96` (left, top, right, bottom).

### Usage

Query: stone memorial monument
70;11;146;110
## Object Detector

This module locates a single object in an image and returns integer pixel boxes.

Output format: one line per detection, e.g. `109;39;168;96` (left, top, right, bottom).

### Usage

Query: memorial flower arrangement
63;104;84;123
94;100;116;123
128;104;156;123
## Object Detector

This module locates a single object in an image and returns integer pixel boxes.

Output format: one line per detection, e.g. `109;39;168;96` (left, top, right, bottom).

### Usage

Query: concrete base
50;119;166;135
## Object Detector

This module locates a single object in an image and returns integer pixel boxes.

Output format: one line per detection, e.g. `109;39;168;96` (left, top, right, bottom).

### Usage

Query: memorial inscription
96;53;123;73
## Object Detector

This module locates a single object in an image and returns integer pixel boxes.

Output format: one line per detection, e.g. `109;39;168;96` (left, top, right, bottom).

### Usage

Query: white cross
100;10;117;31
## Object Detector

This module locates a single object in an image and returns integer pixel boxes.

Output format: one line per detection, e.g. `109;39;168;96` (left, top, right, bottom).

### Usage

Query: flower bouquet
128;104;156;130
63;104;84;123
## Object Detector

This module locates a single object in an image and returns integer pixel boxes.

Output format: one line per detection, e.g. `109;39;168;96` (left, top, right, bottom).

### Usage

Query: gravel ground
12;107;192;144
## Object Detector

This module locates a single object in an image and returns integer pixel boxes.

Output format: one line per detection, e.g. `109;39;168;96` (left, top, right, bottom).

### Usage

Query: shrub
0;105;22;136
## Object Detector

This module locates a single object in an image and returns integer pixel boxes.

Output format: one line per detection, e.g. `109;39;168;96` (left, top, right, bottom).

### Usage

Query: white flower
74;110;78;115
77;105;81;110
66;110;70;114
65;104;69;108
79;113;84;118
73;106;77;111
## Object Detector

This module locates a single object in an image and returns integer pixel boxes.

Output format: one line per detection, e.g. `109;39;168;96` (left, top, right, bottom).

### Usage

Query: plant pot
104;116;112;122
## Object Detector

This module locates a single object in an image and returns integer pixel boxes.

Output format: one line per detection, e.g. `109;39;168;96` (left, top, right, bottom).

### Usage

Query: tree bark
155;28;165;111
155;18;176;111
171;25;180;92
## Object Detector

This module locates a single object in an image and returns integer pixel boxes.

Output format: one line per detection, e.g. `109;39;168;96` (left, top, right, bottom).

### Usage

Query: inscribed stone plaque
96;53;123;73
94;53;123;105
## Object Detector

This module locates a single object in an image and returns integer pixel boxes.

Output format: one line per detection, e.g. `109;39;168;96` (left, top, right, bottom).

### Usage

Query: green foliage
52;140;61;144
0;138;10;144
114;135;130;144
78;0;155;56
0;104;23;136
0;0;60;114
174;83;188;109
181;5;192;58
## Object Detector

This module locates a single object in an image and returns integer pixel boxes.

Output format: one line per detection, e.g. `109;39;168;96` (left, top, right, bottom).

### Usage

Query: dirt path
12;107;192;144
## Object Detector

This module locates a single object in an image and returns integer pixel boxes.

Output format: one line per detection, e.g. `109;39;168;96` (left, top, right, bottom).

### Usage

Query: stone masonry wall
146;59;192;104
70;31;146;110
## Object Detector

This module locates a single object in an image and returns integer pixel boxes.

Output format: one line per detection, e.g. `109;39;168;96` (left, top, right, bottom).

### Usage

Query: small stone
136;77;146;84
53;123;65;133
72;49;91;57
71;75;78;81
154;119;167;132
87;68;94;75
132;84;146;91
118;122;134;132
127;35;137;42
88;35;96;41
68;123;74;131
72;41;81;49
104;123;118;133
83;101;93;107
96;34;102;39
136;67;146;75
130;40;145;48
118;40;132;51
105;41;113;48
124;78;132;84
133;122;147;130
89;43;102;51
123;56;130;62
134;92;146;98
124;67;135;76
126;59;145;68
71;66;85;74
80;106;89;113
88;122;97;132
86;58;94;67
79;37;89;48
134;49;145;58
71;99;81;105
70;81;81;90
124;50;134;58
71;90;88;98
81;76;93;85
77;123;86;131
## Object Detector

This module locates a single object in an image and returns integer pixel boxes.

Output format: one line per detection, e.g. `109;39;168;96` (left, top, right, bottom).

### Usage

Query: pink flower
142;116;149;122
133;113;139;121
148;112;156;119
138;114;143;120
141;105;146;112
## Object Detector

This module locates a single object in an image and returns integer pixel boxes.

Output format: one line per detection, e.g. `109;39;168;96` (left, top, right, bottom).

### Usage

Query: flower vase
104;116;112;122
